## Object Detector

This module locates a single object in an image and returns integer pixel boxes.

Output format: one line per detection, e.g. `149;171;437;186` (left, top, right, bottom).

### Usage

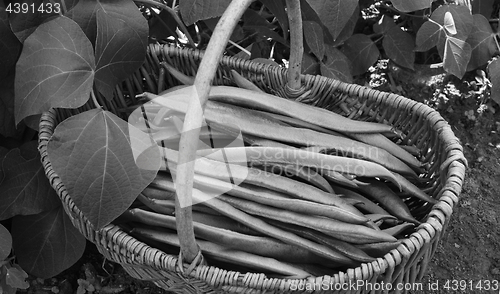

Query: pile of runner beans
116;68;436;279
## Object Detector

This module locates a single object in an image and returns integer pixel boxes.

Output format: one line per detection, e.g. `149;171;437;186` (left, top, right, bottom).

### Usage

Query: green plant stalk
175;0;255;264
285;0;303;90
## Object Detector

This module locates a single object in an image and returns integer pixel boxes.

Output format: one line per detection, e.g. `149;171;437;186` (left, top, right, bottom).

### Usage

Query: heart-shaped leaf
0;223;12;261
466;14;497;70
415;20;446;52
95;2;148;99
252;58;280;67
149;9;178;41
301;52;320;75
65;0;148;99
303;21;325;60
180;0;231;26
0;270;16;294
373;14;396;35
65;0;143;45
472;0;496;19
0;146;7;184
22;114;41;132
0;72;21;139
14;15;95;125
305;0;358;41
341;34;379;76
261;0;288;40
5;264;29;289
47;108;161;229
443;11;457;35
391;0;433;12
11;206;86;279
300;0;333;45
243;9;287;46
439;36;472;79
0;141;61;221
431;4;473;41
332;4;359;47
204;18;245;44
320;46;352;82
488;58;500;105
8;0;59;43
0;3;21;80
383;26;415;70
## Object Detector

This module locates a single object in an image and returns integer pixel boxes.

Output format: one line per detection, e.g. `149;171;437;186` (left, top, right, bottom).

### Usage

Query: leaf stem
175;0;255;264
91;90;101;109
134;0;196;47
285;0;303;91
228;39;251;57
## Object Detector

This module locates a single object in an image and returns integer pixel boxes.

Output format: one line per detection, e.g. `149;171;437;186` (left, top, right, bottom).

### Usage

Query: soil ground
17;65;500;294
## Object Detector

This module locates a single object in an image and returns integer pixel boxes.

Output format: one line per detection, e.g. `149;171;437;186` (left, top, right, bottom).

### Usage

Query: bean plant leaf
94;10;148;99
443;12;457;35
149;9;178;41
341;34;379;76
332;4;359;46
438;36;472;79
0;3;22;80
65;0;144;46
373;14;396;35
11;206;86;278
261;0;288;40
252;58;280;67
8;0;59;43
0;146;7;183
305;0;358;41
14;16;95;125
0;223;12;261
301;52;320;75
303;21;325;60
383;26;415;70
5;264;29;289
243;9;286;46
0;73;20;138
69;0;149;100
300;0;333;44
203;18;244;42
415;21;446;52
47;108;161;229
0;270;16;294
472;0;496;18
0;141;61;221
431;4;473;41
22;114;41;132
320;46;352;83
391;0;433;12
180;0;231;26
488;58;500;105
466;14;498;70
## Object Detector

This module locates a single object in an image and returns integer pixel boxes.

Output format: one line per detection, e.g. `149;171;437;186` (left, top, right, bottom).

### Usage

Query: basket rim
37;44;467;292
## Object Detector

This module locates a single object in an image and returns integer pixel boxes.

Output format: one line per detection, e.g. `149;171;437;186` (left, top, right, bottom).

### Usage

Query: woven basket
38;41;467;293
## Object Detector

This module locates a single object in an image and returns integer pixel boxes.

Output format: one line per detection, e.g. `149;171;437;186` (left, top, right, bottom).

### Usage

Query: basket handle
285;0;304;91
175;0;304;266
175;0;255;265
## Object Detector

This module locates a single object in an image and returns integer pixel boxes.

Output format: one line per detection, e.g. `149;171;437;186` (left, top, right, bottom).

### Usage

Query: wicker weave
38;43;467;293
